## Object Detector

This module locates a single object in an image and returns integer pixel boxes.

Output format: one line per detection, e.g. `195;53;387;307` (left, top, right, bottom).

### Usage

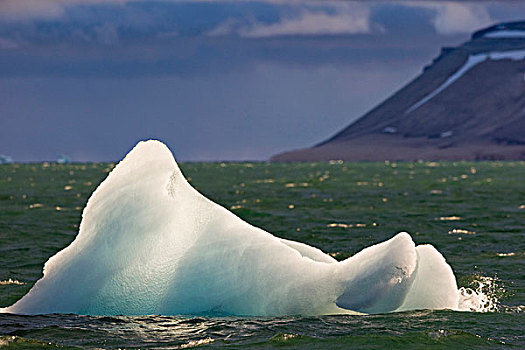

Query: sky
1;0;525;162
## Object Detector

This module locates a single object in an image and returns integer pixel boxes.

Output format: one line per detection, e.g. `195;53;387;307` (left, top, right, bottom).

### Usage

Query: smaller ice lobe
4;140;463;316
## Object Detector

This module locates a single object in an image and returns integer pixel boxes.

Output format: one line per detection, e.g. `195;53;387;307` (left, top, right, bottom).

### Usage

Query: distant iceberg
56;155;70;164
0;155;13;164
2;141;484;316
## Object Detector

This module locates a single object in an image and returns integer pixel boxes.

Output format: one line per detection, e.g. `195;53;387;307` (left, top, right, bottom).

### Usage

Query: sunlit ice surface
2;141;491;316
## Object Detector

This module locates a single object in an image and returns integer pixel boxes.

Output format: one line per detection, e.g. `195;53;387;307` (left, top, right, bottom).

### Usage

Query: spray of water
458;276;503;312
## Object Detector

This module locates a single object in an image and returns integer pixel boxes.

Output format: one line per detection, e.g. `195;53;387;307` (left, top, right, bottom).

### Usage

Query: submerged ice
3;141;474;316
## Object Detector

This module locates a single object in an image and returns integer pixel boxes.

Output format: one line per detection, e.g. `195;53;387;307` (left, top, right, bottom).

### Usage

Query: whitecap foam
2;140;487;316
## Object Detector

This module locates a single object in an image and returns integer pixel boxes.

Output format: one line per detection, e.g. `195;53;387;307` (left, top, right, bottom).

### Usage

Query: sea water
0;158;523;348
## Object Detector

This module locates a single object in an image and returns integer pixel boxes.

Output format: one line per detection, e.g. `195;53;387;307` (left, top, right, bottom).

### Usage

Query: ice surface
406;49;525;114
397;245;459;311
3;141;478;316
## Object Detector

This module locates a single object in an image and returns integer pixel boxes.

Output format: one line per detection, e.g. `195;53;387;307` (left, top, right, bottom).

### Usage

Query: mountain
272;21;525;161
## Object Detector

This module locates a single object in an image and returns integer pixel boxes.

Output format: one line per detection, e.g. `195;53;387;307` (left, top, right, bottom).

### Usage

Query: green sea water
0;161;523;349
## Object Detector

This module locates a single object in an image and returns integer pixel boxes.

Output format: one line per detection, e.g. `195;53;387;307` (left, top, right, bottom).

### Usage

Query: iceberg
0;155;13;164
3;140;466;316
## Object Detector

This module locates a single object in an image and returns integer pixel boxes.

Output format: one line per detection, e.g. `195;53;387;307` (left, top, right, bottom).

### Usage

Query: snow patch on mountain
484;30;525;38
406;49;525;114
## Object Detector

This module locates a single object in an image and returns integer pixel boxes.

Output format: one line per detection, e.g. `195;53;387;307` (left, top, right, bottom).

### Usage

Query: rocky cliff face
272;21;525;161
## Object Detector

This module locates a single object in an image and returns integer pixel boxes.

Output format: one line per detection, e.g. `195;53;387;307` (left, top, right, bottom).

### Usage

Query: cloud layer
404;1;493;34
208;3;376;38
2;0;522;78
0;0;129;21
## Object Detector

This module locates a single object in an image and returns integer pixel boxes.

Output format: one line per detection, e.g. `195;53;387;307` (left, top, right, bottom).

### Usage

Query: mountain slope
272;21;525;161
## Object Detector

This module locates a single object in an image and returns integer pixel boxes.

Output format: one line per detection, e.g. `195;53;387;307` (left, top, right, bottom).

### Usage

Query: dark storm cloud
0;0;493;78
0;34;446;79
